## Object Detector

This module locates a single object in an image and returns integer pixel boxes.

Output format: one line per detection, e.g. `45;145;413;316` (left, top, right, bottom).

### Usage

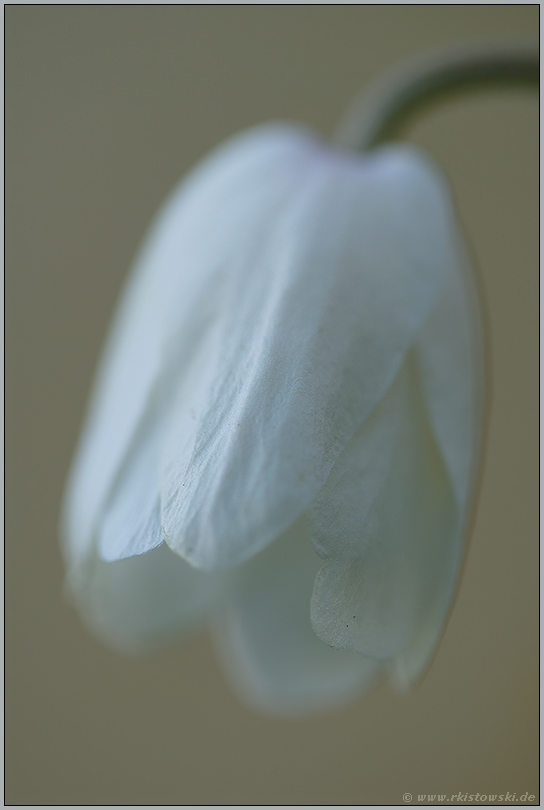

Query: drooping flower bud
62;124;485;712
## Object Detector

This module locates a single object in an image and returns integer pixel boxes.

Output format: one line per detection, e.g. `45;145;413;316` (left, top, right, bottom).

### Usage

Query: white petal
309;353;460;673
415;240;486;512
61;124;309;565
213;515;382;714
388;249;485;688
161;139;456;570
65;541;236;653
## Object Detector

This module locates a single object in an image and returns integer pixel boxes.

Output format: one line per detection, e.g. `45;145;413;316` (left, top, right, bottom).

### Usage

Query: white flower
62;123;485;713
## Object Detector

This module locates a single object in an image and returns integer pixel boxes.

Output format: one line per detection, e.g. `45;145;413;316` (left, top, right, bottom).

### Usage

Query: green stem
335;38;539;152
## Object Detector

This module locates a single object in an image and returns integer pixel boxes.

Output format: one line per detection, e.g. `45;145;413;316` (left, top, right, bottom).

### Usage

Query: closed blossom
62;124;485;713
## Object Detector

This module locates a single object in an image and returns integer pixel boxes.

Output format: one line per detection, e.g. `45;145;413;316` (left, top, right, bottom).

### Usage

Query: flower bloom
62;124;485;713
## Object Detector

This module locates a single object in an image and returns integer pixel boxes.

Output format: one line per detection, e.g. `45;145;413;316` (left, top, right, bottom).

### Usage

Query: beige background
6;6;538;806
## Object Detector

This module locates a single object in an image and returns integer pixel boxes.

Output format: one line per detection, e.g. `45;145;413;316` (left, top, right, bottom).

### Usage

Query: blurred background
6;6;538;805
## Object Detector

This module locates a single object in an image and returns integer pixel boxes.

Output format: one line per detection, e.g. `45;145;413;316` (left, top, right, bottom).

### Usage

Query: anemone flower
62;118;485;712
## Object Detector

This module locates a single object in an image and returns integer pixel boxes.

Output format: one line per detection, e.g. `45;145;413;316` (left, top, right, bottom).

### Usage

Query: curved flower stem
335;38;539;152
